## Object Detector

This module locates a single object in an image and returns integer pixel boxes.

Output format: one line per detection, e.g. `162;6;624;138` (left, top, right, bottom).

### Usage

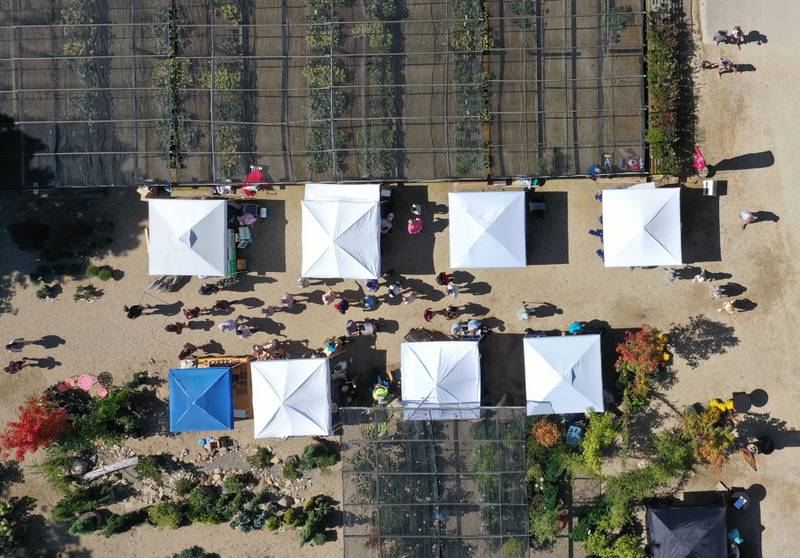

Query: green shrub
247;447;274;469
570;499;611;542
85;265;100;277
0;498;30;555
282;464;302;481
97;268;113;281
186;486;230;524
283;507;305;527
171;547;214;558
52;485;112;523
135;456;163;485
529;508;560;548
174;477;197;497
68;512;102;535
36;449;75;495
652;430;695;475
581;412;619;475
102;510;146;537
265;515;282;531
585;531;645;558
298;443;337;471
148;501;183;529
222;474;247;495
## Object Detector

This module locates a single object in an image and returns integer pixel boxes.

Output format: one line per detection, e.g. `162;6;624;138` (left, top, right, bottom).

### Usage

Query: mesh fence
340;406;529;558
0;0;646;187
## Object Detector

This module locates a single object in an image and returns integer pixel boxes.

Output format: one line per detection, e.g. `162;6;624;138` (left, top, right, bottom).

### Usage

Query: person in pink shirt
407;217;423;234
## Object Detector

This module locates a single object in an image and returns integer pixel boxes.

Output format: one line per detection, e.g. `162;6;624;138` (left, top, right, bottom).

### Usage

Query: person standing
435;271;452;286
411;203;423;217
236;324;255;339
718;300;736;314
261;305;278;317
402;292;417;304
423;308;435;322
297;277;309;289
692;269;708;283
280;293;295;310
447;282;460;298
183;307;201;320
178;343;197;360
4;359;30;374
334;299;350;314
380;213;394;234
124;304;144;319
365;279;380;292
363;295;379;311
407;217;423;235
387;283;402;299
322;290;336;305
711;285;723;300
713;29;729;46
731;26;744;49
740;210;756;229
666;268;677;282
5;339;26;353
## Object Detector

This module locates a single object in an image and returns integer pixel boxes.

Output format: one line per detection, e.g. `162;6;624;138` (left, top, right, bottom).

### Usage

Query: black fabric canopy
646;505;727;558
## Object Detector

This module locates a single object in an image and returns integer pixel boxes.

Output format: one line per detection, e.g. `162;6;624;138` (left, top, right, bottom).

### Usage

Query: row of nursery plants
450;0;491;176
203;0;247;177
304;0;350;174
154;2;191;169
526;325;737;557
60;0;100;130
354;0;406;177
646;13;686;177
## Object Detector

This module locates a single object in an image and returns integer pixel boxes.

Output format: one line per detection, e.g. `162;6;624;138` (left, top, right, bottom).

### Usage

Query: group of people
666;267;746;315
380;203;425;235
706;25;750;77
4;339;32;374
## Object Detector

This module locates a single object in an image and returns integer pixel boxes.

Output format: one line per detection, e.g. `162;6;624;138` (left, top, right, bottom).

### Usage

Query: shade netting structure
523;334;604;415
401;341;481;420
168;367;234;432
0;0;646;188
148;199;228;276
341;406;529;558
448;191;527;269
602;187;682;267
251;358;332;438
301;183;381;279
646;505;727;558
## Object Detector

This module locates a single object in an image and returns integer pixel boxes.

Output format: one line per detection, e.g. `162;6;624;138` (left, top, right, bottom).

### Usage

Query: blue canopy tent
169;367;234;432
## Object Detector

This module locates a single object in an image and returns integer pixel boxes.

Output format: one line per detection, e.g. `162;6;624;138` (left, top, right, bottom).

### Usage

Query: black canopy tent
646;505;727;558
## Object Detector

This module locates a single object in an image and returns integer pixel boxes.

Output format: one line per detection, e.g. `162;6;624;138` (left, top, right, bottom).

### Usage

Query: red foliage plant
614;325;664;399
0;396;70;460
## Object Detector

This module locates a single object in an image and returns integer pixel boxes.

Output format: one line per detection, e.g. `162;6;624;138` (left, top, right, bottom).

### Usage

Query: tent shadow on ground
681;188;721;263
346;336;387;406
19;512;90;558
245;199;287;273
479;333;525;406
526;191;569;265
381;185;436;274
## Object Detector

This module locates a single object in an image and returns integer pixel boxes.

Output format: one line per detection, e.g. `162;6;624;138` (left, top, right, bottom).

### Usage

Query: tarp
524;335;604;415
602;188;682;267
169;367;234;432
251;359;332;438
448;191;527;268
646;505;727;558
148;199;228;276
401;341;481;420
301;184;381;279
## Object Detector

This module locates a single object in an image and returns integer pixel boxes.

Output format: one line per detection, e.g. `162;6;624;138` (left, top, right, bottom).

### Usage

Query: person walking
212;299;231;312
164;322;187;334
692;269;708;283
334;299;350;314
719;58;738;76
178;343;197;360
5;339;26;353
740;210;756;229
280;293;295;310
322;290;336;305
218;319;237;332
4;359;30;374
435;271;452;286
124;304;145;319
407;217;423;235
713;29;729;46
183;307;201;320
718;300;737;314
387;283;402;299
236;324;255;339
261;305;278;317
447;282;460;298
731;25;744;49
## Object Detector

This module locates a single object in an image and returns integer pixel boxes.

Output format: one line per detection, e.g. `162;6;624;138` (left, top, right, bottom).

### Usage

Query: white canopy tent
523;334;604;415
401;341;481;420
448;191;527;268
602;187;682;267
301;183;381;279
148;199;228;276
251;358;332;438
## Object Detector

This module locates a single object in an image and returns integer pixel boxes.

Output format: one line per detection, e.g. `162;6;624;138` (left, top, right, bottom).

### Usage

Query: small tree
682;406;735;472
531;419;561;448
0;396;70;460
615;326;666;409
581;412;618;475
148;501;183;529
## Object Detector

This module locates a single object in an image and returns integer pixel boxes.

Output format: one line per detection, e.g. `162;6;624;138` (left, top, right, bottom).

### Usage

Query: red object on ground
693;146;707;171
0;396;70;460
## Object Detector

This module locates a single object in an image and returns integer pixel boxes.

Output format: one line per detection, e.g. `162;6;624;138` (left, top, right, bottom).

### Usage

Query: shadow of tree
669;315;739;368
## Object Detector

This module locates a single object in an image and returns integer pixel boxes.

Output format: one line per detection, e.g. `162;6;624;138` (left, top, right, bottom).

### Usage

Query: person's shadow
31;335;66;349
745;30;768;45
28;356;61;370
753;211;779;223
